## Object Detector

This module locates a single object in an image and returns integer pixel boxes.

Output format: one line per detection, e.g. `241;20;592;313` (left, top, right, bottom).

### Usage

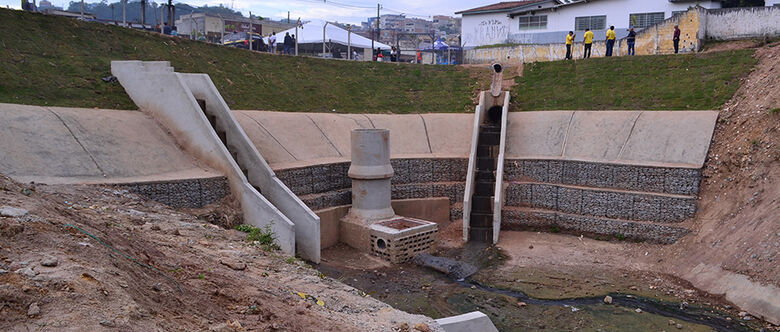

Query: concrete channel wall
246;110;716;245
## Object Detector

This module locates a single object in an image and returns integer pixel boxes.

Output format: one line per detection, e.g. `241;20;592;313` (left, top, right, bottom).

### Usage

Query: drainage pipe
348;129;395;221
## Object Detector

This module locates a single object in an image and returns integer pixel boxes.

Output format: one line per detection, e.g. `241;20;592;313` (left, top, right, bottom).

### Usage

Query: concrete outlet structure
347;129;395;221
340;129;439;260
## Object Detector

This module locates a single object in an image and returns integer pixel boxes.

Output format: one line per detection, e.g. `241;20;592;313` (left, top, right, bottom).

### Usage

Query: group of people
266;32;297;54
565;25;682;60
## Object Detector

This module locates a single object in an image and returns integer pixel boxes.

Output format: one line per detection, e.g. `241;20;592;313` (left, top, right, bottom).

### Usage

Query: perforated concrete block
370;217;438;264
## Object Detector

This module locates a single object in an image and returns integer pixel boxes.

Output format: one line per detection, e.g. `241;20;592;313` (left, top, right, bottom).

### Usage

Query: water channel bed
317;243;766;332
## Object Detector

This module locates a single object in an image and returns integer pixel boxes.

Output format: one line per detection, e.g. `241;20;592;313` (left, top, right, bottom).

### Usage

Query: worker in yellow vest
605;26;616;57
565;31;575;60
583;28;594;58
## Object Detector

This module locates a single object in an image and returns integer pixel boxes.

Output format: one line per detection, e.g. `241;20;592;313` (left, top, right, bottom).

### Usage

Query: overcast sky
1;0;485;24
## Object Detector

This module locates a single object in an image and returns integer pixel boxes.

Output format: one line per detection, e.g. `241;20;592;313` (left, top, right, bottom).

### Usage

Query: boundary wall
464;7;780;64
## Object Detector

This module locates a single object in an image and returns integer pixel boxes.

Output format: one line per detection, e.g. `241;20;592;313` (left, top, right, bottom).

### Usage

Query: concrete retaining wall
243;110;717;169
705;7;780;41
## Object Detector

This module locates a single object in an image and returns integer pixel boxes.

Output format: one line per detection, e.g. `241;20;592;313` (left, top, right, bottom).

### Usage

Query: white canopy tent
264;19;391;50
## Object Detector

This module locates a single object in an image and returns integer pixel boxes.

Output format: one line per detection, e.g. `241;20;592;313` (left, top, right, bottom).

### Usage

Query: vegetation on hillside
0;9;482;113
512;50;756;111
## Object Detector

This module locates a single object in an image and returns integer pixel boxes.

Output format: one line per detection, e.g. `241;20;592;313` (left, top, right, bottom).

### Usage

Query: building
175;13;293;43
456;0;722;47
768;0;780;6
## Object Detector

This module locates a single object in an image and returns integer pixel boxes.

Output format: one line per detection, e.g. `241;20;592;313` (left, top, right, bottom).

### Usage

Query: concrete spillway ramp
0;103;217;184
111;61;320;262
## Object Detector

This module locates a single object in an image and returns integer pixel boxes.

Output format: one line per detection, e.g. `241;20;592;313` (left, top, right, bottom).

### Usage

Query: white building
456;0;722;47
768;0;780;7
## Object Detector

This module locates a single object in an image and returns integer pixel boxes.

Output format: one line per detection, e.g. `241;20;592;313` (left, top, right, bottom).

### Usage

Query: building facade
176;13;293;42
456;0;722;47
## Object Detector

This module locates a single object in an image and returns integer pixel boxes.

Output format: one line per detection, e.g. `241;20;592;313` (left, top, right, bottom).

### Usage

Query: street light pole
249;11;253;51
122;0;126;26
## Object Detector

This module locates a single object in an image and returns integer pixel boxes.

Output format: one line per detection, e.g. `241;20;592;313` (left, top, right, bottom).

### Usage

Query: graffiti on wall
465;19;508;46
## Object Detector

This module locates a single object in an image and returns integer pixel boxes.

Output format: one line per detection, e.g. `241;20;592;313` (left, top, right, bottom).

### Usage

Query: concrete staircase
111;61;321;262
469;123;501;242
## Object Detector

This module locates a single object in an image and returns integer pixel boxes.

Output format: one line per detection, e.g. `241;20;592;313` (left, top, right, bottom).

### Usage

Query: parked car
222;32;266;51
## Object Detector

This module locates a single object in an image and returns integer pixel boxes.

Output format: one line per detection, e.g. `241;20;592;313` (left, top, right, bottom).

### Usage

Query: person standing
390;46;398;62
283;32;292;54
627;28;636;56
583;28;594;59
565;31;574;60
376;48;384;62
605;26;616;57
416;49;422;64
269;32;277;54
673;25;681;54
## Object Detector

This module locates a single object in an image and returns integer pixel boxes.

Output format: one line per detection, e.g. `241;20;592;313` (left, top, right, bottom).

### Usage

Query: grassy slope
0;9;481;113
512;50;756;111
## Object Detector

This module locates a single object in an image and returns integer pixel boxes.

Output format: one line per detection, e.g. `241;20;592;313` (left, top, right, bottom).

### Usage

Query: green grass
0;8;481;113
513;50;756;111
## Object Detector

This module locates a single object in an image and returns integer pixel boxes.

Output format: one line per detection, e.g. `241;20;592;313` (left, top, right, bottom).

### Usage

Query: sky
1;0;485;24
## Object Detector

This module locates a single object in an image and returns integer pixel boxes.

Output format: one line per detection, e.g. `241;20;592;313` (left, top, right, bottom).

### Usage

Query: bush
234;224;279;251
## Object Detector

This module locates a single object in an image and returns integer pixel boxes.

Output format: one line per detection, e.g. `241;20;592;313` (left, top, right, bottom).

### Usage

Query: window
629;12;665;29
574;15;606;31
518;15;547;30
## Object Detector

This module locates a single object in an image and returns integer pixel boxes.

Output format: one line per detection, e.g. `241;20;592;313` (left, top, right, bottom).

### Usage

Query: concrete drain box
370;217;438;263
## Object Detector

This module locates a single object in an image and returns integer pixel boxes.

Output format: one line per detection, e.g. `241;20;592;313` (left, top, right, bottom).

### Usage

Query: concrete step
475;170;495;181
471;195;493;213
469;211;493;227
474;181;495;196
477;157;496;170
478;132;500;146
501;206;690;244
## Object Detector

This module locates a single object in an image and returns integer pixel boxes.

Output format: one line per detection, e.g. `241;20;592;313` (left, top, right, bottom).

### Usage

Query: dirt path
0;175;441;331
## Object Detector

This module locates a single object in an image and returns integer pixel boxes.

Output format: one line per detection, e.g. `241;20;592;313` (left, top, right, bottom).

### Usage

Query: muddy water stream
317;244;765;331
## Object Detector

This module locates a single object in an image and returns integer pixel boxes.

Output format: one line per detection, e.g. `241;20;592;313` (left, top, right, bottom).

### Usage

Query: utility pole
141;0;146;26
347;24;352;60
218;14;224;43
371;3;379;56
167;0;174;31
160;4;164;33
80;0;84;19
295;18;301;56
110;4;114;21
287;11;290;23
249;11;253;51
122;0;126;26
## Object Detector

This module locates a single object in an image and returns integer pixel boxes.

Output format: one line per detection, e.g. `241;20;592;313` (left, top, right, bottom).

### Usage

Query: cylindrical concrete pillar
348;129;394;221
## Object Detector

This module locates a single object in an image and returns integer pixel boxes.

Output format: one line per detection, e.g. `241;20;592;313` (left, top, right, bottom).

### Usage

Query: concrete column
348;129;394;221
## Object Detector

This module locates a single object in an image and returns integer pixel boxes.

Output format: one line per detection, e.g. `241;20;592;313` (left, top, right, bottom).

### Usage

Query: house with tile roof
456;0;722;47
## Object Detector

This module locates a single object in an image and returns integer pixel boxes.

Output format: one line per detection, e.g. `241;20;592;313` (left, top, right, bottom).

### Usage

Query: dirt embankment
664;42;779;286
0;175;440;331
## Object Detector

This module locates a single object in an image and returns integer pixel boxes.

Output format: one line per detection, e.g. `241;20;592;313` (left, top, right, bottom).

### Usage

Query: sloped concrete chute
111;60;320;262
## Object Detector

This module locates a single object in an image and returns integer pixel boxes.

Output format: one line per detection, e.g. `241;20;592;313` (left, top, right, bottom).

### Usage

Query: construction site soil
0;175;440;331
